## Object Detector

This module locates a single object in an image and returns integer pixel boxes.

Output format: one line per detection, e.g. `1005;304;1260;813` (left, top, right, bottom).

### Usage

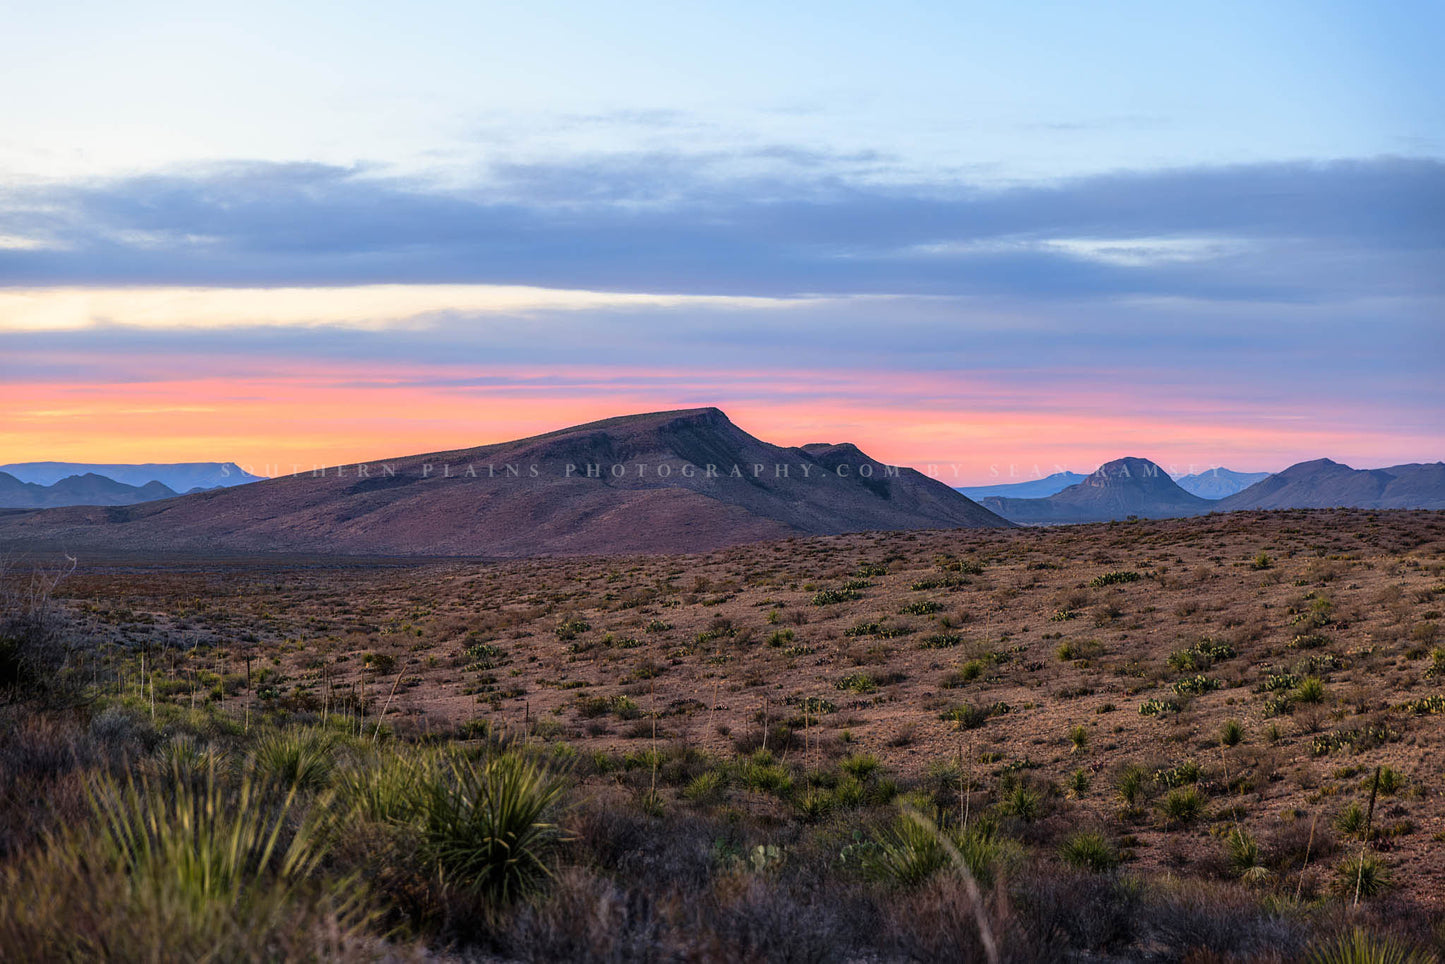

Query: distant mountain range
978;456;1445;524
958;467;1268;501
956;472;1087;500
0;461;263;491
1174;468;1271;499
1216;459;1445;511
0;472;180;509
978;458;1213;524
0;408;1008;556
0;420;1438;548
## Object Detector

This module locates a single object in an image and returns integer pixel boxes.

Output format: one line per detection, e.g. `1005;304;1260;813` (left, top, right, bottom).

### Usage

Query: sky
1;0;1442;483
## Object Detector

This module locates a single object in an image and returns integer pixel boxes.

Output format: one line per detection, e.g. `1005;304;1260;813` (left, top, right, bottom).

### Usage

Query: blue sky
1;1;1441;478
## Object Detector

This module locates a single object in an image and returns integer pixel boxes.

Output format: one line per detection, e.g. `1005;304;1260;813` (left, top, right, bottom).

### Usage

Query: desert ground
4;508;1444;959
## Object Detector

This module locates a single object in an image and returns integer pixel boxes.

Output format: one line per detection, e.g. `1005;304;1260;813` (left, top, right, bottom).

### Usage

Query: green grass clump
1158;786;1205;825
1294;676;1328;704
1220;719;1245;747
1305;927;1432;964
857;813;1004;888
0;762;368;958
250;727;337;792
1335;853;1392;899
1058;831;1118;872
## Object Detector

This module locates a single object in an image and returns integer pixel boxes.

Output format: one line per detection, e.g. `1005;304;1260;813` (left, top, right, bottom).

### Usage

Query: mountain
956;471;1087;500
1174;468;1271;499
0;472;179;509
0;461;263;491
979;457;1213;524
0;408;1009;556
1217;459;1445;511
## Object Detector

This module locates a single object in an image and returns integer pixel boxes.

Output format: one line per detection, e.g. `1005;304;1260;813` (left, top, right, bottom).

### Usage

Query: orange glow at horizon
2;361;1438;485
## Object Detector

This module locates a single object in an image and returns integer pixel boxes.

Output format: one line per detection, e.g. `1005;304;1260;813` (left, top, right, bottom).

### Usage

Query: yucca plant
413;751;567;904
1159;786;1206;825
1336;853;1392;899
1306;927;1437;964
336;749;426;823
0;763;366;958
250;726;338;792
1225;826;1262;874
860;814;1004;888
90;764;329;910
1058;830;1118;872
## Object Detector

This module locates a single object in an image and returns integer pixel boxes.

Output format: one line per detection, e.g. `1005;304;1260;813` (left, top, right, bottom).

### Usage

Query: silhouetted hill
0;472;179;509
1217;459;1445;510
0;461;263;490
1174;468;1271;499
956;471;1087;500
0;408;1008;556
980;457;1213;523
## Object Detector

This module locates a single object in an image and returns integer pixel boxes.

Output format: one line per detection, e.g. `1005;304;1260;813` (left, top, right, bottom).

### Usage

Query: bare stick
1354;765;1382;906
372;671;404;744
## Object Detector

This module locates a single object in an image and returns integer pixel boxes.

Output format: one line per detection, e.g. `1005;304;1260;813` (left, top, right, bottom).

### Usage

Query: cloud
0;284;818;332
0;155;1439;303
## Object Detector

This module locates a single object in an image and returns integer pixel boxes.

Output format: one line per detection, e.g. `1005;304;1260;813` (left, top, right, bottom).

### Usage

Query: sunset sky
2;1;1441;483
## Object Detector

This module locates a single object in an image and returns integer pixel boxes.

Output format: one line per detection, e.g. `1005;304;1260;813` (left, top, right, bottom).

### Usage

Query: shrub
1335;853;1391;898
1117;764;1149;806
859;814;1004;889
1294;676;1328;704
1305;927;1434;964
900;600;943;616
1225;827;1262;875
1215;721;1244;749
1172;674;1222;697
250;727;337;792
836;673;877;694
0;764;366;958
1168;639;1237;672
554;616;591;641
1090;571;1140;587
839;753;881;781
413;752;568;904
1159;787;1205;825
998;783;1044;822
1058;831;1118;872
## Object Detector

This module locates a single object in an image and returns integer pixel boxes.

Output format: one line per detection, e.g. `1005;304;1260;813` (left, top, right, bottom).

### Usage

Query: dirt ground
45;508;1445;900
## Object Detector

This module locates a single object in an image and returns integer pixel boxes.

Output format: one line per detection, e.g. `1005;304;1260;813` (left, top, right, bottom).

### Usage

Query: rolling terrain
8;508;1442;959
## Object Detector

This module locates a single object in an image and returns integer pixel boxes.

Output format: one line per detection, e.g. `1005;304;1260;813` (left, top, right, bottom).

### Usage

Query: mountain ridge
979;457;1214;524
0;408;1009;557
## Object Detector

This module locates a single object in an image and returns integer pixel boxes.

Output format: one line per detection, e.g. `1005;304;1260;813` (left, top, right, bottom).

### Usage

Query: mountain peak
0;407;1008;556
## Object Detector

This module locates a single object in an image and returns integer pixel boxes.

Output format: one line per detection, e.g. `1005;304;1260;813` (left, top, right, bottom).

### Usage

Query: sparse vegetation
1;510;1441;957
